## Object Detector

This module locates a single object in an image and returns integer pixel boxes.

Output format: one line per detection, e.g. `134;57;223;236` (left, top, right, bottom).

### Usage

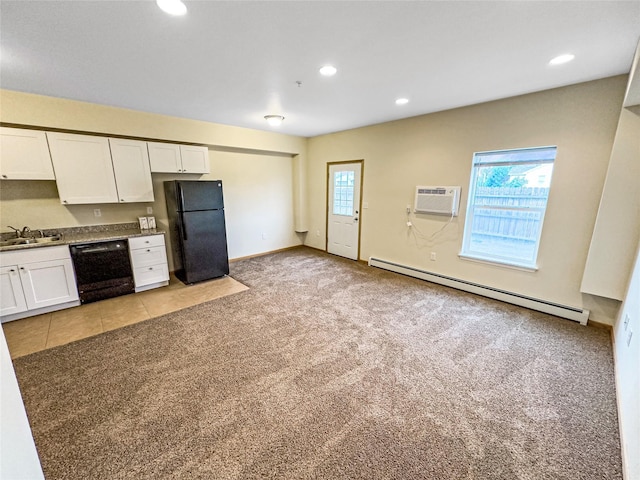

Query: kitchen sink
35;235;63;243
0;234;63;247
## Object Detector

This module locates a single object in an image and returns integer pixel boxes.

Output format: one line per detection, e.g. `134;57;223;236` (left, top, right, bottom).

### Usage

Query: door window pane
333;171;355;216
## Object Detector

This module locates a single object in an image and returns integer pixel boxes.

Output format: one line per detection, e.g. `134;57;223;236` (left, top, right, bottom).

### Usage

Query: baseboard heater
368;257;589;325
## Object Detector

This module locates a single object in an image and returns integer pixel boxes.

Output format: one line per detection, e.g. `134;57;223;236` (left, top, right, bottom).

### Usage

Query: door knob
354;217;359;222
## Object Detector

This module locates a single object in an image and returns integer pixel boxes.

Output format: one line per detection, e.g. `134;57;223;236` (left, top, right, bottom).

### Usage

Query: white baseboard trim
368;257;589;325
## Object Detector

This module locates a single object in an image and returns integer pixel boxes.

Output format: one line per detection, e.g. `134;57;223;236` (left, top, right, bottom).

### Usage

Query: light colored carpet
14;247;621;479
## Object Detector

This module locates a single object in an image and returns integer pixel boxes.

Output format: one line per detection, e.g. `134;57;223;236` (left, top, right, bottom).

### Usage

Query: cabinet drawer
133;263;169;287
130;246;166;268
129;235;165;250
1;245;71;267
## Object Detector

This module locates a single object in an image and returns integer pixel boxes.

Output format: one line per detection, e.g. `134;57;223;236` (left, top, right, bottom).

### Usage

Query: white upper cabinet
0;127;55;180
46;132;118;204
147;142;182;173
148;142;209;174
109;138;154;202
47;133;154;204
179;145;210;174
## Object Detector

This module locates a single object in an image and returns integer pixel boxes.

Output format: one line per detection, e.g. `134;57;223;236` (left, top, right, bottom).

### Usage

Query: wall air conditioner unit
414;186;461;216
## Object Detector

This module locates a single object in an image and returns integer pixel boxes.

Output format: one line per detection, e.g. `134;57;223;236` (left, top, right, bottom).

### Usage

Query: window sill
458;253;539;272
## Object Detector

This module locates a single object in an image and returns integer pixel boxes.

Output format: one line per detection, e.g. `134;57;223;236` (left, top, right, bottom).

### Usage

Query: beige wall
307;76;627;322
208;150;302;260
148;151;302;269
0;90;306;154
582;108;640;300
0;90;307;266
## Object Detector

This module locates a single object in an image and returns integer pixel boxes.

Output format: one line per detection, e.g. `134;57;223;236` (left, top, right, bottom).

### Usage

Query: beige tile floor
2;275;248;359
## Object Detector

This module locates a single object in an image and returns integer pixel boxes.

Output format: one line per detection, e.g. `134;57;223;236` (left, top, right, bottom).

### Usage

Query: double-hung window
460;146;557;270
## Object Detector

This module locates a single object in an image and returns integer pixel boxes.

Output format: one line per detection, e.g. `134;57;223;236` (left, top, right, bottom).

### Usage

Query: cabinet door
109;138;154;202
0;127;55;180
179;145;210;174
0;266;28;316
47;133;118;204
148;142;182;173
19;258;79;310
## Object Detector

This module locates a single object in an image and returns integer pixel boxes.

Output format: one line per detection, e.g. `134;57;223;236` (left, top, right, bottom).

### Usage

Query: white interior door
327;162;362;260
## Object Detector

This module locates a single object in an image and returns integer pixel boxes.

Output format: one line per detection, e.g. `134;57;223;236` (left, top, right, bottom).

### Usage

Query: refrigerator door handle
177;183;188;240
181;214;188;241
177;183;186;212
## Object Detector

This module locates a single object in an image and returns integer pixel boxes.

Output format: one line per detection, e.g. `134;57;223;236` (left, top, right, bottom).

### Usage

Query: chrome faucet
7;226;21;238
6;226;32;238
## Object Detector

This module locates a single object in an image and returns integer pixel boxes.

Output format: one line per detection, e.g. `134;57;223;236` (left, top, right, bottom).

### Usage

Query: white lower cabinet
0;246;80;322
0;266;28;316
128;235;169;292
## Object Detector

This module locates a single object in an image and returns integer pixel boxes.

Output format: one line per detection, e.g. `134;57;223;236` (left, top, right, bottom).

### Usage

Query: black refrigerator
164;180;229;284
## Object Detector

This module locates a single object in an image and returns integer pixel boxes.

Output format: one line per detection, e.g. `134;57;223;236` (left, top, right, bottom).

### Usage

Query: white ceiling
1;1;639;138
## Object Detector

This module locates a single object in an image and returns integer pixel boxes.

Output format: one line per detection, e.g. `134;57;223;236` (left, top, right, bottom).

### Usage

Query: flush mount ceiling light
549;53;575;66
264;115;285;127
395;98;409;105
319;65;337;77
156;0;187;16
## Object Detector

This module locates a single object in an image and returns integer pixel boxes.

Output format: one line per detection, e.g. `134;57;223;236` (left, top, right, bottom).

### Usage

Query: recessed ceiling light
395;98;409;105
549;54;575;66
264;115;285;127
156;0;187;16
319;65;337;77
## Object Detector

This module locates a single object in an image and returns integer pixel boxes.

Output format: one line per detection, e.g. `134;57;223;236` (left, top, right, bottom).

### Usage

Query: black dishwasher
70;240;134;304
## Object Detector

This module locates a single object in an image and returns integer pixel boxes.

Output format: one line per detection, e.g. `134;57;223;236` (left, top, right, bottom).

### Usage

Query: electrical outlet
430;252;436;261
406;204;411;214
626;329;633;347
316;230;320;237
624;314;630;330
93;208;101;217
147;206;153;214
363;202;369;209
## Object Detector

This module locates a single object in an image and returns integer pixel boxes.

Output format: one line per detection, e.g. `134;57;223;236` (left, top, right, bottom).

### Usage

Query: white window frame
459;146;557;270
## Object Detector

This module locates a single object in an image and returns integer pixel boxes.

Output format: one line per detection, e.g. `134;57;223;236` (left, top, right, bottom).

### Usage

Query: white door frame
326;160;364;260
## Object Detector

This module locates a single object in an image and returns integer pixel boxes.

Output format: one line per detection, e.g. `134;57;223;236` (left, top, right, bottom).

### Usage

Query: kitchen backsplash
0;222;140;242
